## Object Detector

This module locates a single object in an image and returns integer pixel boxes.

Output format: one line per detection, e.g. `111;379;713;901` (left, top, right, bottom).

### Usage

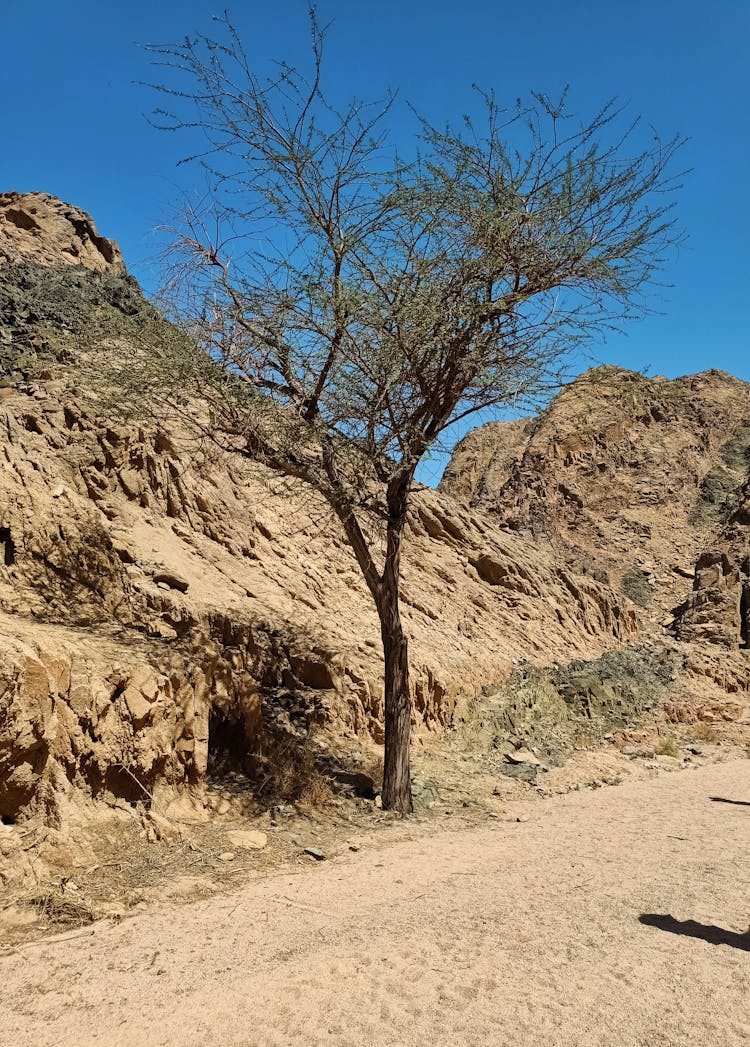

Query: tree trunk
319;455;415;814
379;582;413;814
378;471;413;814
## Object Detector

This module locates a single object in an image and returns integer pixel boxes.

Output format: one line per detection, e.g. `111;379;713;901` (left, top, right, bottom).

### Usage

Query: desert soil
2;759;750;1047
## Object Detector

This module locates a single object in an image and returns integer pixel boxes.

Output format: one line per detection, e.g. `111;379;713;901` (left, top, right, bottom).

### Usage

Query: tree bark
378;471;413;814
379;580;413;814
318;449;414;814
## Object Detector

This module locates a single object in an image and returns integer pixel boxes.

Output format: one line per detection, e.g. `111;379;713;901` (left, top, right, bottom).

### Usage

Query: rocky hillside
442;366;750;716
441;367;750;626
675;471;750;649
1;191;748;873
1;193;643;835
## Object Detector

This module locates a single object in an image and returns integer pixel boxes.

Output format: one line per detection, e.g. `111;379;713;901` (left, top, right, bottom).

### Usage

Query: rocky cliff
1;191;748;866
1;193;643;835
442;366;750;714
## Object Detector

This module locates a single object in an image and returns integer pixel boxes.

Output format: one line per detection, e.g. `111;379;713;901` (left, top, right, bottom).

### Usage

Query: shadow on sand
640;914;750;951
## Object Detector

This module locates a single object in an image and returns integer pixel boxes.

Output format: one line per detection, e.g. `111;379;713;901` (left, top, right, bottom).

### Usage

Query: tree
140;11;683;813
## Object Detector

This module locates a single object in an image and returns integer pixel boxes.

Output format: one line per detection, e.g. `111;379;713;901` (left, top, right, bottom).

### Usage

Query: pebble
505;749;542;766
219;852;236;862
304;847;327;861
227;829;268;850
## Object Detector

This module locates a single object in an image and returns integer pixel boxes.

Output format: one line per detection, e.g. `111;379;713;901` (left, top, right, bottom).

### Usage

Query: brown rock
227;829;268;850
0;191;747;843
0;191;124;272
152;570;189;593
122;687;152;727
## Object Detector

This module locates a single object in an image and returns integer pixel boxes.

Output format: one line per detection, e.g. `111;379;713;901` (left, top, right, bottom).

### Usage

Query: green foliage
690;428;750;527
142;13;685;503
459;646;678;760
0;261;149;383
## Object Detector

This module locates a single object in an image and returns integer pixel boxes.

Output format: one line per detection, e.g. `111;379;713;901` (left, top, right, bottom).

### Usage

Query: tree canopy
132;10;685;810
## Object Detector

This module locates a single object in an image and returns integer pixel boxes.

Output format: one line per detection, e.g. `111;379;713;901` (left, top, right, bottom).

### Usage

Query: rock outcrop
1;192;748;845
0;193;641;830
0;192;124;273
442;367;750;719
442;367;750;621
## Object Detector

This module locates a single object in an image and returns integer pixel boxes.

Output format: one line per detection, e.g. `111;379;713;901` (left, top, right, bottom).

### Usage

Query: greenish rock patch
452;646;680;764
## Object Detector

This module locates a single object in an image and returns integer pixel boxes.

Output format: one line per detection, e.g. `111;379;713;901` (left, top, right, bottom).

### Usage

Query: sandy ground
2;758;749;1047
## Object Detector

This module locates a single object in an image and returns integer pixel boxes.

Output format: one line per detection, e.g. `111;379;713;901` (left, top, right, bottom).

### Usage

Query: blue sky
2;1;748;480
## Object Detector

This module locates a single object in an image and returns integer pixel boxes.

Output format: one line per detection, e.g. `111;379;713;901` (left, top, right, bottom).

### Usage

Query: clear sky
2;0;748;481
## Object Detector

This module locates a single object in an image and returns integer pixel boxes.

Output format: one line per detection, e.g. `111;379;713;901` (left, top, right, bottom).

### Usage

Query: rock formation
0;192;748;855
0;193;640;836
0;192;125;273
442;367;750;718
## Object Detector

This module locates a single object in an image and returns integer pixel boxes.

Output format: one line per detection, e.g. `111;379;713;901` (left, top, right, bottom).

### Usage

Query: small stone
619;745;655;759
227;829;267;850
152;570;189;593
219;851;236;862
516;815;530;823
505;749;541;766
348;842;361;852
304;846;327;861
500;762;538;783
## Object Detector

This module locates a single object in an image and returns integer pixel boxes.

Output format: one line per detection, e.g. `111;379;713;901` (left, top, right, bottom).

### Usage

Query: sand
2;758;749;1046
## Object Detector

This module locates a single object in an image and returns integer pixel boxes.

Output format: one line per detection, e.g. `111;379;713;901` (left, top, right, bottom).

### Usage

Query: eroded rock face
1;192;747;831
0;192;124;273
0;366;636;824
442;367;750;623
0;200;640;824
440;417;532;505
674;476;750;681
442;367;750;713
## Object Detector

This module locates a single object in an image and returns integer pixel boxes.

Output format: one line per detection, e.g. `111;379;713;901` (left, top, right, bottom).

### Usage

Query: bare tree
138;11;683;812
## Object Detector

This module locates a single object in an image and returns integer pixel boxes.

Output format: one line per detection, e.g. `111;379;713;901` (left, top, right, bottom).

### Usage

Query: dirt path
2;759;750;1047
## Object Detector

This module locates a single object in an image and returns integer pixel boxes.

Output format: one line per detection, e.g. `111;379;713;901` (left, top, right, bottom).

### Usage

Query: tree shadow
709;796;750;807
639;914;750;951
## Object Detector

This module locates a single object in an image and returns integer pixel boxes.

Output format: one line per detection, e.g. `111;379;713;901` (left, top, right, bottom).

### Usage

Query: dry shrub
655;735;680;758
257;736;332;810
296;773;334;811
573;729;597;750
29;885;94;928
360;751;384;790
693;722;719;743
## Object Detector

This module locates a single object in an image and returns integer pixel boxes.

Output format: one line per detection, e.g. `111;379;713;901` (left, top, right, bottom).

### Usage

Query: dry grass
655;735;680;758
28;885;95;928
360;752;384;790
296;774;334;811
257;736;333;809
572;730;597;750
693;722;719;743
